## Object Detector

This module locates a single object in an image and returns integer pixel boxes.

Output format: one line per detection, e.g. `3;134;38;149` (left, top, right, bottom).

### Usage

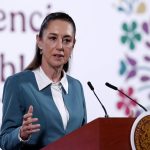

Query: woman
0;12;87;150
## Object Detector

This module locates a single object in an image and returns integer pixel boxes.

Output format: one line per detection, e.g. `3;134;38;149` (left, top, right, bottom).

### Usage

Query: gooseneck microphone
87;81;109;118
105;82;147;112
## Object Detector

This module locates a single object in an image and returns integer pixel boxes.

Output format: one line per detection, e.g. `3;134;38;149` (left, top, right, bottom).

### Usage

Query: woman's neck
41;64;63;83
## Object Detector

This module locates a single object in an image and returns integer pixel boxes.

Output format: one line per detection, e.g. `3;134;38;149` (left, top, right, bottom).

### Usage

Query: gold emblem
134;115;150;150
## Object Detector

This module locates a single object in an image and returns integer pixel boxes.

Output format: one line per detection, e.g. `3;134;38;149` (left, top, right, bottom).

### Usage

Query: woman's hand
20;105;40;140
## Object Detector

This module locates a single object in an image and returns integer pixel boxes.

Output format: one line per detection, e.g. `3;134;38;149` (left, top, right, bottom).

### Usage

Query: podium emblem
130;111;150;150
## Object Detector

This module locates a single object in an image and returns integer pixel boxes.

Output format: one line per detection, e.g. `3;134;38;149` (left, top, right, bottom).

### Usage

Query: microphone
87;81;109;118
105;82;147;112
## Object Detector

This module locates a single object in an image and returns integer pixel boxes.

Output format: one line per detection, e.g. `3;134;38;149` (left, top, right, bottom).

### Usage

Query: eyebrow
48;33;72;38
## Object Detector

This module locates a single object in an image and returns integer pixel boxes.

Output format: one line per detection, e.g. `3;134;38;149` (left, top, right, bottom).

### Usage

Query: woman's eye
49;37;57;41
63;39;71;43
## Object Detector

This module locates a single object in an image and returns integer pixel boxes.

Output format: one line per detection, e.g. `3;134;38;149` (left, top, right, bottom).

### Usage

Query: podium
41;118;135;150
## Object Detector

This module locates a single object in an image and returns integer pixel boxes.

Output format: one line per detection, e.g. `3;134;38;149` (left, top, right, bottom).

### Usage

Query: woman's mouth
53;54;64;58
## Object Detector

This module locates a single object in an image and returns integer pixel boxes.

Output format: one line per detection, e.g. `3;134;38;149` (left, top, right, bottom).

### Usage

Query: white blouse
33;67;69;129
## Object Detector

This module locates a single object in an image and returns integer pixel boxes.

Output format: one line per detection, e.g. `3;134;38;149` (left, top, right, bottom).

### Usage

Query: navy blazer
0;70;87;150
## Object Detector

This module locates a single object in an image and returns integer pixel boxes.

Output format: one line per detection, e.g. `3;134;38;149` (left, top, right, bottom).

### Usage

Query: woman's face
37;19;75;70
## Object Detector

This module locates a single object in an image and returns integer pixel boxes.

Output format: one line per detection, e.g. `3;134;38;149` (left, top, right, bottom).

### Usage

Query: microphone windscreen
87;81;94;91
105;82;118;90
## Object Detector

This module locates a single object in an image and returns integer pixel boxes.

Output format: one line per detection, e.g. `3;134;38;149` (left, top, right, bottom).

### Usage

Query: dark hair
25;12;76;72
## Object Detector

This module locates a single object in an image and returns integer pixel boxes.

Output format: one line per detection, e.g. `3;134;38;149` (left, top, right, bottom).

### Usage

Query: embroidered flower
120;21;142;50
117;87;137;116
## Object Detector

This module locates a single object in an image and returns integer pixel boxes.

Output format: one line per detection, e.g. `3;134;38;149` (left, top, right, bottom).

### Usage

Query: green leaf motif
122;23;129;32
121;35;128;44
119;60;126;75
131;21;137;31
129;41;135;50
134;33;141;41
120;21;142;51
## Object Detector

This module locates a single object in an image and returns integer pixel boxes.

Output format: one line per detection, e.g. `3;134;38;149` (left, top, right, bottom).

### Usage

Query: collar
33;67;68;93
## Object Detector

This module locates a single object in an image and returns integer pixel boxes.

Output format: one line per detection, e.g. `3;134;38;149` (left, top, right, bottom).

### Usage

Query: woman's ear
72;38;76;48
36;34;43;50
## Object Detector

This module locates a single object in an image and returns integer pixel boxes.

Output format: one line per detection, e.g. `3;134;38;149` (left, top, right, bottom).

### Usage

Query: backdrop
0;0;150;125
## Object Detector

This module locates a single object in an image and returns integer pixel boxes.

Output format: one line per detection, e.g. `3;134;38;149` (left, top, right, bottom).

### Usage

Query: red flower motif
117;87;137;116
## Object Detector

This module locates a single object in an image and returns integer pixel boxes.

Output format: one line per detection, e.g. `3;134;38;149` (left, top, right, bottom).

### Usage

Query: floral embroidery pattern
120;21;142;50
113;0;146;15
142;20;150;49
117;87;137;116
112;0;150;117
119;55;137;80
119;55;150;81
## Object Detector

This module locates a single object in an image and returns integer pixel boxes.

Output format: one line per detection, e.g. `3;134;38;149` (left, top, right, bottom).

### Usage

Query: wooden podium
41;118;135;150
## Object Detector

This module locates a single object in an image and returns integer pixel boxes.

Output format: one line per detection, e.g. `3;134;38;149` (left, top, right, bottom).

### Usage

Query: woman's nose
56;39;63;50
